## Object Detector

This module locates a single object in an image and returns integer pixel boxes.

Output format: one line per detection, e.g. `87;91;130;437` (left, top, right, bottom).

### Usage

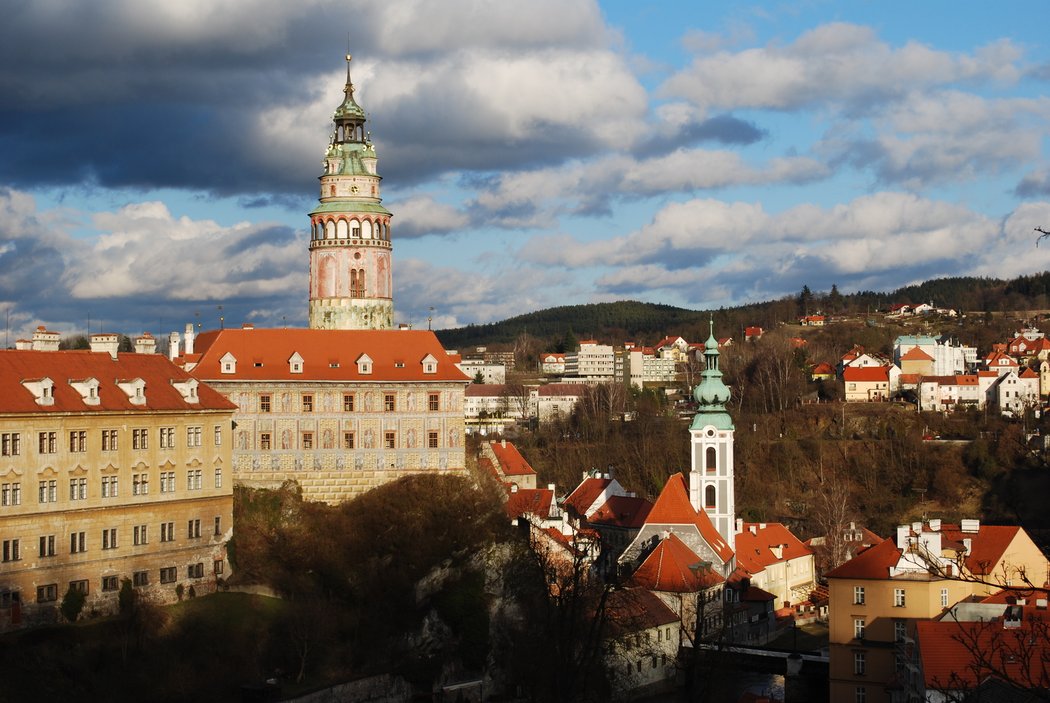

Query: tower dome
691;319;733;431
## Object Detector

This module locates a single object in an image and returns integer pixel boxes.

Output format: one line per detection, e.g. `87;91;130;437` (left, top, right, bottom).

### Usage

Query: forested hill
434;271;1050;351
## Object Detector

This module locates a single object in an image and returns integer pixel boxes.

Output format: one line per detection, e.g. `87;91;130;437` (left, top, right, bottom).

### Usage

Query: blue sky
1;0;1049;339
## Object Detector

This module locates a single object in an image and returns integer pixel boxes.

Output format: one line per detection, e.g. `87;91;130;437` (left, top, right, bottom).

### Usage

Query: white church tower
308;54;394;330
688;320;737;554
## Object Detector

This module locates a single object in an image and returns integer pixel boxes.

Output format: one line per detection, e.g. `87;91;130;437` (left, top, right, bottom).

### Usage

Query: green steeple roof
333;54;366;122
690;318;734;431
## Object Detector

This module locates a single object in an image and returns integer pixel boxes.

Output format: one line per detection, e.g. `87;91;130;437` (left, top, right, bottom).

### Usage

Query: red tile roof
188;328;470;382
939;524;1022;575
505;488;555;520
646;473;734;563
489;441;536;477
810;362;835;375
630;533;724;593
537;383;588;397
842;366;891;382
916;617;1050;690
0;350;236;414
735;523;813;576
605;587;680;636
588;495;652;529
901;345;935;361
563;476;612;517
824;538;902;580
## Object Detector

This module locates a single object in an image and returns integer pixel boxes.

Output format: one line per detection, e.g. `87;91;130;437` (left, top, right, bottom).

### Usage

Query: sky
2;0;1050;340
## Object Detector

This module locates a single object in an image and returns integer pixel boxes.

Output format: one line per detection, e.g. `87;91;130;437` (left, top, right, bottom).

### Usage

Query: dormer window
288;352;304;374
356;353;373;375
421;354;438;375
171;378;200;404
21;377;55;406
116;378;147;406
220;352;237;375
394;361;405;368
69;378;101;406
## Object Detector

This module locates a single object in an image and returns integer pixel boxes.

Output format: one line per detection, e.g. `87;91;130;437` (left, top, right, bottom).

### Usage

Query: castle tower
688;319;736;553
308;54;394;330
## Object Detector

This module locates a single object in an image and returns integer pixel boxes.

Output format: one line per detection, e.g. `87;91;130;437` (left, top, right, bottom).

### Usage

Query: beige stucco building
181;326;469;503
0;345;235;630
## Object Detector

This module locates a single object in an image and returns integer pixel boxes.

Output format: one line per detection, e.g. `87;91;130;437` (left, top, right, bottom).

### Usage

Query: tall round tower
308;54;393;330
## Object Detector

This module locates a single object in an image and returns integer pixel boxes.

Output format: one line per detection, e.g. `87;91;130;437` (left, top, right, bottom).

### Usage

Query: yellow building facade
0;348;235;630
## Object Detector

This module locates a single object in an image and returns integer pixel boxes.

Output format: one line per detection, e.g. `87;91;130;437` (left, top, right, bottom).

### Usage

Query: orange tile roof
489;441;536;477
0;350;236;414
505;488;555;520
188;328;470;382
842;366;891;382
646;473;734;563
630;533;724;593
901;345;935;361
588;495;652;529
916;617;1050;690
605;587;680;636
735;523;813;576
939;524;1022;575
824;538;902;580
563;476;612;517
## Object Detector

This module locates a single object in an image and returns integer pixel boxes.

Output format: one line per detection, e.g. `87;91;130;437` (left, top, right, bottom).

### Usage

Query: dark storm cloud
1015;171;1050;198
633;114;765;157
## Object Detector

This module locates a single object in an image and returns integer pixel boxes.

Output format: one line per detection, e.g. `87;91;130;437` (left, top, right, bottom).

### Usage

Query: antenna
428;306;434;331
218;304;224;330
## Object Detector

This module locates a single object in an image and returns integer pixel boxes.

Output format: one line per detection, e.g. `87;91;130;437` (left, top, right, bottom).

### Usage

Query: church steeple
691;318;733;431
308;53;394;331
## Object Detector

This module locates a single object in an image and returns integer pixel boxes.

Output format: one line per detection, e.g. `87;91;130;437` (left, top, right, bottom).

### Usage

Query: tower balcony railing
310;237;391;249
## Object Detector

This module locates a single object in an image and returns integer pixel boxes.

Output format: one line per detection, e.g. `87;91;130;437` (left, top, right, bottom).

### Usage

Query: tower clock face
351;185;359;193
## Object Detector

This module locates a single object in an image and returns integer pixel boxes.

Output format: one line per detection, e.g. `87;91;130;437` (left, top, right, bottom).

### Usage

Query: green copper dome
690;319;734;431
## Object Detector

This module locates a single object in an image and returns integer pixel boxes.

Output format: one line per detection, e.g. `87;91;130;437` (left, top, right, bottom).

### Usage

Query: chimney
896;524;910;548
736;517;744;534
547;483;555;492
184;323;195;355
912;521;923;533
961;519;980;533
15;339;32;350
168;331;180;361
501;439;507;448
31;326;60;351
962;538;972;554
749;525;757;535
929;518;941;531
134;333;156;355
242;323;254;330
510;484;518;493
1037;599;1047;610
90;333;119;359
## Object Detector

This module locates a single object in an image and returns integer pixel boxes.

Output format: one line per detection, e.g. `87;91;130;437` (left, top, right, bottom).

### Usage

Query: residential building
843;365;899;402
308;55;394;331
182;327;469;503
565;341;615;382
0;346;236;630
734;522;816;607
916;375;981;412
604;587;681;696
899;346;935;376
893;336;972;376
996;368;1040;415
457;359;506;384
536;384;587;422
539;353;566;375
483;439;536;490
463;383;533;435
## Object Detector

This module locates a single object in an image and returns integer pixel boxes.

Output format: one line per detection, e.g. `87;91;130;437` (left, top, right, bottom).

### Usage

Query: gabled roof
842;365;891;382
631;533;724;593
915;618;1050;690
901;346;935;362
0;350;235;414
1020;367;1039;379
563;476;612;517
505;488;555;520
824;538;902;580
646;473;733;563
489;441;536;477
537;383;588;397
188;328;469;382
939;524;1023;575
589;495;652;529
465;383;508;397
605;587;680;637
811;362;835;375
735;523;813;576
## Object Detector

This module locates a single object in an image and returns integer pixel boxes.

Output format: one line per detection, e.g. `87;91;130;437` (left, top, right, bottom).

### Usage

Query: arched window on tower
705;485;716;510
336;219;348;239
350;269;365;298
706;447;717;473
325;220;335;239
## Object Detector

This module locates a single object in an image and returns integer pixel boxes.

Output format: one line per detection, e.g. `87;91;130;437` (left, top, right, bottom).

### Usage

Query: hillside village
1;53;1049;703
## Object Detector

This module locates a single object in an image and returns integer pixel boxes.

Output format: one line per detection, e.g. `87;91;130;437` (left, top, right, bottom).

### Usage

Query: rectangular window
69;477;87;501
101;429;118;451
38;431;56;454
133;473;150;495
102;576;119;592
894;588;906;607
384;431;396;449
187;519;201;539
69;580;88;595
854;651;866;675
894;620;907;643
39;535;55;557
159;567;177;584
214;516;221;536
132;571;149;587
132;428;148;450
343;393;355;412
302;432;313;449
187;426;202;448
133;525;148;546
102;528;117;550
214;559;224;575
384;393;396;412
214;425;222;446
855;686;866;703
70;531;86;554
259;394;271;413
38;479;57;504
188;563;204;579
853;586;865;605
37;584;58;603
214;467;223;489
1;482;21;507
854;619;865;640
428;392;440;411
186;469;202;490
1;432;20;456
68;430;87;453
101;476;118;498
160;471;175;493
260;433;271;450
160;522;174;543
2;539;20;562
428;431;439;449
302;394;313;412
343;432;355;449
159;427;175;449
941;587;949;608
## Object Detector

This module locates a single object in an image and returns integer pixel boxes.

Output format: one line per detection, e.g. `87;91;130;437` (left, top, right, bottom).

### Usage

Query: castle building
308;54;394;331
0;345;235;630
183;327;469;503
688;321;736;553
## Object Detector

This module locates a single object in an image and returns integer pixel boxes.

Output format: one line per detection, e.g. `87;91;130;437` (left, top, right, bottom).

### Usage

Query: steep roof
604;587;680;636
901;346;935;362
843;365;891;382
589;495;652;529
824;538;902;580
188;328;469;382
735;523;813;576
631;533;724;593
0;350;235;414
563;476;612;517
505;488;555;520
489;441;536;477
646;473;733;563
940;524;1023;575
915;618;1050;690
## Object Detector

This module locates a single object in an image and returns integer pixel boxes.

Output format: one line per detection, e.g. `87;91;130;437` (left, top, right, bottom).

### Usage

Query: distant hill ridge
434;271;1050;350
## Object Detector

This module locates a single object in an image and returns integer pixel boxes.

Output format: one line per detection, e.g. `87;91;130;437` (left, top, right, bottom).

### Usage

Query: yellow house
0;347;235;630
826;519;1049;703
